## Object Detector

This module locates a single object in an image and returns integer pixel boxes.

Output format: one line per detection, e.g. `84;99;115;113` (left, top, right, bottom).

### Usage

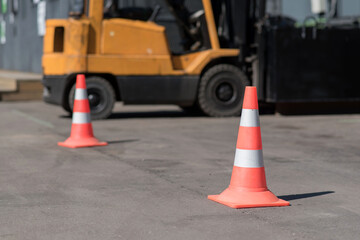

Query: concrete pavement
0;102;359;239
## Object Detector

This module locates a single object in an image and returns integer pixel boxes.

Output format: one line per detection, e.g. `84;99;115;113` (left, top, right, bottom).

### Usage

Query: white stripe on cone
72;112;91;124
240;109;260;127
75;89;88;100
234;149;264;168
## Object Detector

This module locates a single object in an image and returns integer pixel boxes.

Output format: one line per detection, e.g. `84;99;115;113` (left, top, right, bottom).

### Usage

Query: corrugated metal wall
0;0;189;73
3;0;357;73
282;0;360;21
0;0;70;73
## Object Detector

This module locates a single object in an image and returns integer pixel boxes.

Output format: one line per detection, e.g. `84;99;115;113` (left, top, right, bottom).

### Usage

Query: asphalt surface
0;102;360;240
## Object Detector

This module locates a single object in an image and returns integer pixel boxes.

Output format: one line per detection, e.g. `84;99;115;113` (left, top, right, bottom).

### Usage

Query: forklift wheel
198;64;250;117
69;76;116;120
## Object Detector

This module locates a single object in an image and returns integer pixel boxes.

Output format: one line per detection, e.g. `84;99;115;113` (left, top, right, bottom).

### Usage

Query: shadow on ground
277;102;360;115
58;101;360;120
109;110;193;119
278;191;334;201
107;139;139;145
59;110;199;119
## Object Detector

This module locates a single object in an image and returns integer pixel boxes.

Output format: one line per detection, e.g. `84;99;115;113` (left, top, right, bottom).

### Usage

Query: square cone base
58;137;108;148
208;188;290;209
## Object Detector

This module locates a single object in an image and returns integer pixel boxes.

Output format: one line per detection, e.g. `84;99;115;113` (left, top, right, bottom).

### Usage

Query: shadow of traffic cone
58;74;108;148
208;86;289;208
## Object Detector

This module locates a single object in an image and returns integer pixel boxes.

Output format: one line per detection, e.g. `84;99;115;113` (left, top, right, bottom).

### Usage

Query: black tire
69;76;116;120
62;100;72;114
198;64;250;117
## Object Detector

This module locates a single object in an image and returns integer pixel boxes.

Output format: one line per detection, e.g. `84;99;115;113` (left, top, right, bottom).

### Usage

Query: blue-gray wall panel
2;0;358;73
0;0;70;73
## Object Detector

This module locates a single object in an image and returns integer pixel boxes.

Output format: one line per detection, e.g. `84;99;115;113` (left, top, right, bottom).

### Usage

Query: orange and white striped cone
208;86;289;208
58;74;108;148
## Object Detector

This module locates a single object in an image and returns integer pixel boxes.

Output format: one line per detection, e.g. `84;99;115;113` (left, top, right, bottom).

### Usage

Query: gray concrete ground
0;102;360;240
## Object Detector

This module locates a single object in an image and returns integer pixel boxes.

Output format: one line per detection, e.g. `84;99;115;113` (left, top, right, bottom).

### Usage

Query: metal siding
2;0;358;73
282;0;360;22
282;0;312;22
338;0;360;16
0;0;199;72
0;0;70;73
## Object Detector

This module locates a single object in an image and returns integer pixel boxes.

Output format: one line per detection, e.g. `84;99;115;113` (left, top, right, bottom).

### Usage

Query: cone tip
76;74;87;89
242;86;258;109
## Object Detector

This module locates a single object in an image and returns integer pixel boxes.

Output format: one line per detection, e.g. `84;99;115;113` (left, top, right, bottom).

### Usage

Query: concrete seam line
12;110;54;128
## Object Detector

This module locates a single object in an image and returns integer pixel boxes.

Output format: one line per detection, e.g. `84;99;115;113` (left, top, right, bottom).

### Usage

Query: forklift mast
211;0;266;99
87;0;104;54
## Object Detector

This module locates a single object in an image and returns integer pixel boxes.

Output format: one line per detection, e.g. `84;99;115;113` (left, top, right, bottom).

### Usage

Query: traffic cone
58;74;108;148
208;86;289;208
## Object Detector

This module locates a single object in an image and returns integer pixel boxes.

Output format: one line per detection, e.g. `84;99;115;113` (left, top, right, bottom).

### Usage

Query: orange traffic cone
208;86;289;208
58;74;108;148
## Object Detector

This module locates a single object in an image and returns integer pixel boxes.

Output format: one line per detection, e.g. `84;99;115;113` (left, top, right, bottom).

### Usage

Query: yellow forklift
43;0;360;119
42;0;252;119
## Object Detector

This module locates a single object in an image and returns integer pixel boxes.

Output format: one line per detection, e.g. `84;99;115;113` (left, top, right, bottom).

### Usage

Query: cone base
208;187;290;209
58;137;108;148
